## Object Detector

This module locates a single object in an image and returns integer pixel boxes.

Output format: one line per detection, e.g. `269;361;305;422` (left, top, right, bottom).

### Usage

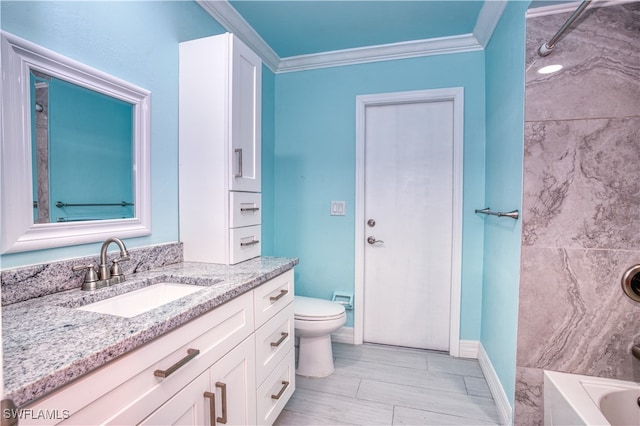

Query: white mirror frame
0;31;151;254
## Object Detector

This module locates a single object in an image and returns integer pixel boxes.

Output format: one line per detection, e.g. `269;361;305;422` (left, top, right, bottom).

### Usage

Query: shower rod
538;0;592;56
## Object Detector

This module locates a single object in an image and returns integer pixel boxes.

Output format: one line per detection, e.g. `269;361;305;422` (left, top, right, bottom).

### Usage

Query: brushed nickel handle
216;382;228;424
204;391;216;426
367;236;384;245
240;206;260;212
270;332;289;347
270;289;288;302
240;239;260;247
271;381;290;400
234;148;243;177
154;348;200;378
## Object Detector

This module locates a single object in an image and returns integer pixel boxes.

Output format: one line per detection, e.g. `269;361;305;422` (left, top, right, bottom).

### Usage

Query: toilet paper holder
331;291;353;310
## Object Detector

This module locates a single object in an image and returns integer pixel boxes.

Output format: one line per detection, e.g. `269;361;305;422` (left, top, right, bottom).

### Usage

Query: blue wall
1;0;224;268
272;53;487;336
47;78;133;222
481;1;529;406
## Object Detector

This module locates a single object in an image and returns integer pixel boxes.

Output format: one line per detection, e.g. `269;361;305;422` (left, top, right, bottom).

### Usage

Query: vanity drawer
24;292;254;425
256;348;295;426
255;302;294;386
229;225;261;264
254;269;294;328
229;191;261;228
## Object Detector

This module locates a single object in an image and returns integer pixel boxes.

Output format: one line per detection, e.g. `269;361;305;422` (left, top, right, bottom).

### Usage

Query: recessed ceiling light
538;64;563;74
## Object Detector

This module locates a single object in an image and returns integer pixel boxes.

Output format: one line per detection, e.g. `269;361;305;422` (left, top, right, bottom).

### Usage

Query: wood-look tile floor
274;343;502;426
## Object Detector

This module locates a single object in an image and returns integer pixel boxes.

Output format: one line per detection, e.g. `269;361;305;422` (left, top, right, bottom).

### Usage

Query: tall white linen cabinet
179;33;262;264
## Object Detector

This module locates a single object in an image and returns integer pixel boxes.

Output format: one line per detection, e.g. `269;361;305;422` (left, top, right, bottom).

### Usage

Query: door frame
354;88;464;356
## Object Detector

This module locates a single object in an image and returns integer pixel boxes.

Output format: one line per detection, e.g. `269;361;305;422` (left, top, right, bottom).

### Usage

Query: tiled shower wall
515;2;640;424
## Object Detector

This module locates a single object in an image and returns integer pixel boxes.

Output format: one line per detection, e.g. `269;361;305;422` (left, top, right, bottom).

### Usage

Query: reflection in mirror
30;70;134;224
1;31;151;254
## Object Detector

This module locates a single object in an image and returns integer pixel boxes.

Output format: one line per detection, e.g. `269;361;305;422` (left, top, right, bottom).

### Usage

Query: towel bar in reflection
55;201;134;208
475;207;519;220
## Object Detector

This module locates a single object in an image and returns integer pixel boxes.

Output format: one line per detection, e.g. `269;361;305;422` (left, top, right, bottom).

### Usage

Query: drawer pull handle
269;289;288;302
204;391;216;425
240;239;260;247
216;382;228;424
153;348;200;378
270;332;289;347
271;381;290;400
240;207;260;212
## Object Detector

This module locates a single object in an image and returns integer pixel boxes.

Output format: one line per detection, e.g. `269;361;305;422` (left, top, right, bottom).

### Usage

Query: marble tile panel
333;356;468;395
283;387;394;426
514;367;544;426
357;379;501;424
525;3;640;122
393;406;500;426
517;246;640;379
522;117;640;249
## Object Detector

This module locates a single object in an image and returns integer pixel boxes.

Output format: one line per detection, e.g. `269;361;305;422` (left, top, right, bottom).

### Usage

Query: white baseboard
459;340;480;359
478;343;513;426
331;326;354;344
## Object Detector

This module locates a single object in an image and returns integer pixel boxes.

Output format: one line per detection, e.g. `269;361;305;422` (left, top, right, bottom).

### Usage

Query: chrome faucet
73;237;130;290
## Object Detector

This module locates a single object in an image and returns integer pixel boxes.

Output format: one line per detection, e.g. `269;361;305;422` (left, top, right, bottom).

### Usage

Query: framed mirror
1;31;151;253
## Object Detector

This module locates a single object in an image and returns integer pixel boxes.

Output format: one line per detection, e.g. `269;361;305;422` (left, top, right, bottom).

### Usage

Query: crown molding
277;34;483;73
526;0;632;18
473;0;507;48
197;0;280;72
198;0;491;74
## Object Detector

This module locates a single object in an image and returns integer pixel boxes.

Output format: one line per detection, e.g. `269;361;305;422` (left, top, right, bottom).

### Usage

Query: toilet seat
294;296;345;321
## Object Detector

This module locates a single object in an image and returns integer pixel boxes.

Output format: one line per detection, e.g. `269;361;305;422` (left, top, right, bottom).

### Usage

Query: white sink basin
78;283;205;318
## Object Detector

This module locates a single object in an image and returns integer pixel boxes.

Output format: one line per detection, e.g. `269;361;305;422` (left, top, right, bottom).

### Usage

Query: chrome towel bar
475;207;519;220
56;201;133;208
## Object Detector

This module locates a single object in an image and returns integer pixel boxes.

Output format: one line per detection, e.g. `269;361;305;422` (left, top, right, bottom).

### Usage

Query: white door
361;96;457;351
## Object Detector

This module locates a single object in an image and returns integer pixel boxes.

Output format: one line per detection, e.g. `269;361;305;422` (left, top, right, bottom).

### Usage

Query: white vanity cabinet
22;270;295;426
179;33;262;265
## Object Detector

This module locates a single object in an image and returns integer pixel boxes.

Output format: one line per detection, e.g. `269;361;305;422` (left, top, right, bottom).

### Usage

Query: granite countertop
2;256;298;407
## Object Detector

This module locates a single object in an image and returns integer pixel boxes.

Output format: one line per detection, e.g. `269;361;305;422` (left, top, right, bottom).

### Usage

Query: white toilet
294;296;347;378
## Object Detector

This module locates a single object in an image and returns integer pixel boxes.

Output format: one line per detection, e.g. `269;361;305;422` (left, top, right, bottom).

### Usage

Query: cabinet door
209;336;257;426
139;372;210;426
229;36;261;193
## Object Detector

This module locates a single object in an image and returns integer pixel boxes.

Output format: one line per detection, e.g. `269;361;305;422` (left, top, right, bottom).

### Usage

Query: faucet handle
110;256;129;277
72;264;99;285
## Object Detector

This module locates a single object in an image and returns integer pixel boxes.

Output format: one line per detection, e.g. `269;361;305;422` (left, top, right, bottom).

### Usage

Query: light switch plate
331;201;345;216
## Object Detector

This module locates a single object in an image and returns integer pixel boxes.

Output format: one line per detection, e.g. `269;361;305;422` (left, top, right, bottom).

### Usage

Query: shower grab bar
475;207;519;220
56;201;134;208
538;0;592;56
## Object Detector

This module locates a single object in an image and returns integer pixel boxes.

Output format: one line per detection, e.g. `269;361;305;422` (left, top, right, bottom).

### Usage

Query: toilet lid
295;296;345;320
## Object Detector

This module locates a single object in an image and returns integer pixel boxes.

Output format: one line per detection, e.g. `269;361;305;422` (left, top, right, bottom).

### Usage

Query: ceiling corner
197;0;281;72
473;0;508;48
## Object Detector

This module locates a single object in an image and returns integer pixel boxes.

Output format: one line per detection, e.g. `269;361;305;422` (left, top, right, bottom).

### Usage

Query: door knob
367;219;376;227
367;236;384;245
